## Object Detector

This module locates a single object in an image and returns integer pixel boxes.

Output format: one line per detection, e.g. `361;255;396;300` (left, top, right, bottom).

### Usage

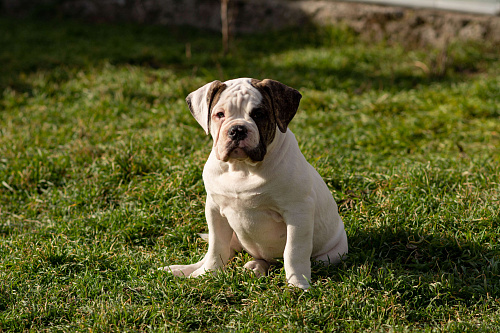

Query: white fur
160;78;348;290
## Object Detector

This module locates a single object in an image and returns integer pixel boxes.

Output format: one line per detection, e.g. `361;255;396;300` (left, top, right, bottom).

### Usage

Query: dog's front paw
289;281;310;290
190;266;209;277
287;275;311;290
158;263;201;277
190;263;227;277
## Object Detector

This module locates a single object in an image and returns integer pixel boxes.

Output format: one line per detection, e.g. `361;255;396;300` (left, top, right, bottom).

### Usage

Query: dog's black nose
228;125;248;141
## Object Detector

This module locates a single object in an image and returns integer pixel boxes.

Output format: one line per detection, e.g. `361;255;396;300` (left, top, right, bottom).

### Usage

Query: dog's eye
216;112;225;119
251;109;265;120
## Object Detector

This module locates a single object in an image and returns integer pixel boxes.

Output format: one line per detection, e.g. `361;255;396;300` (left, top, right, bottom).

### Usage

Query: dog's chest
208;182;279;218
205;166;287;250
205;166;275;209
211;189;287;260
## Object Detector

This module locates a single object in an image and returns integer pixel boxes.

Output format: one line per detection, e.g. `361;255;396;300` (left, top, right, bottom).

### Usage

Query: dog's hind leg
229;232;243;253
314;232;348;265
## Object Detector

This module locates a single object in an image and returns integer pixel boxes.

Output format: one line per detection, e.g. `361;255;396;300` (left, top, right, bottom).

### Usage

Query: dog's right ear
186;80;227;135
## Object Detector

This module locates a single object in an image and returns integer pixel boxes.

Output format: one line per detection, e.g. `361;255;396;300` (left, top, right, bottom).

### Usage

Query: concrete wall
344;0;500;15
0;0;308;32
2;0;499;46
296;1;500;46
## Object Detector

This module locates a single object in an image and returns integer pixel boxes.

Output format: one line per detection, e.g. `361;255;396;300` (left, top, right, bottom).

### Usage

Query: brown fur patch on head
205;80;227;132
250;79;302;133
249;104;276;156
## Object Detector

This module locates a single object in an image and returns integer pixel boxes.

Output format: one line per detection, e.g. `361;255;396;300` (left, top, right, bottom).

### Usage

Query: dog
161;78;348;289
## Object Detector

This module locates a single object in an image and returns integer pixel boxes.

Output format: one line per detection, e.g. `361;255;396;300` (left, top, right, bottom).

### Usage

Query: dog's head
186;78;302;162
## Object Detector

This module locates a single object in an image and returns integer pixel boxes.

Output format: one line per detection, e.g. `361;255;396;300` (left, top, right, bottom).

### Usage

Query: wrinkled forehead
217;79;262;114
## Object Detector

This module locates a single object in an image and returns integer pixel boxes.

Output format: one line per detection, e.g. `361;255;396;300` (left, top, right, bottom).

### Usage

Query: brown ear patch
250;79;302;133
206;80;227;131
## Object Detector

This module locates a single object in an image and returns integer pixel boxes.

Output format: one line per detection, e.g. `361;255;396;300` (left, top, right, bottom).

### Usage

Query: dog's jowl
160;78;348;290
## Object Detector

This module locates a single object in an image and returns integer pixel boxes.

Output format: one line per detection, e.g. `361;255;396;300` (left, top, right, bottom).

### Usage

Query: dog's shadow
309;227;497;300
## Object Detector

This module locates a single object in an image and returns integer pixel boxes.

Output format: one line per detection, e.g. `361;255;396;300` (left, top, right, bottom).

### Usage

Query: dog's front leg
161;195;233;277
190;195;233;277
283;206;315;290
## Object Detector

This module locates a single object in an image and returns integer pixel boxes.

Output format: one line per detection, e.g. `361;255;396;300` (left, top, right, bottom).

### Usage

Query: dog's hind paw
243;259;270;278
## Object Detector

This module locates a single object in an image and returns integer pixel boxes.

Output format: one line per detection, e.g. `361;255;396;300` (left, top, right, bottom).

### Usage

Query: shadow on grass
1;17;495;95
312;227;499;308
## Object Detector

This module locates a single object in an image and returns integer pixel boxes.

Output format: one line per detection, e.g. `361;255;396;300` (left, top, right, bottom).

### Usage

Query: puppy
161;78;348;289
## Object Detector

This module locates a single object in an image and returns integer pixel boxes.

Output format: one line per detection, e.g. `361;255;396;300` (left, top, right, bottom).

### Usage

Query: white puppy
161;78;348;289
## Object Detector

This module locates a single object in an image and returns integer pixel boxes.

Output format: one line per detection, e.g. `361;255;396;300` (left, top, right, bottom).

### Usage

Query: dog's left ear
251;79;302;133
186;80;227;134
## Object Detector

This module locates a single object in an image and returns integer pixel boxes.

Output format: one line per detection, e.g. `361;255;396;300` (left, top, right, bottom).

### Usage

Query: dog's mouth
223;141;249;161
221;140;265;162
229;147;249;160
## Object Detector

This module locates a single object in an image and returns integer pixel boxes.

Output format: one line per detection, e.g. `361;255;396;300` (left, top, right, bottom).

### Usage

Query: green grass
0;17;499;331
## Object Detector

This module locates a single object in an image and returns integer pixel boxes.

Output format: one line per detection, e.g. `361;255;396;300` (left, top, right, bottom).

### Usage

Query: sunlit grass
0;17;499;331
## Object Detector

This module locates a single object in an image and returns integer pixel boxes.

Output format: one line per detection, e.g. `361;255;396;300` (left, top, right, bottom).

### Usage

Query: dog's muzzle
228;125;248;141
222;123;265;162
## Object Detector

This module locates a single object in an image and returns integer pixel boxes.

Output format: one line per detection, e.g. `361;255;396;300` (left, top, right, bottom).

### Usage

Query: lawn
0;17;499;332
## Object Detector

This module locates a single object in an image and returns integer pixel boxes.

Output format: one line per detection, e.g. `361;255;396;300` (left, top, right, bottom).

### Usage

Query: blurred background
2;0;500;45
